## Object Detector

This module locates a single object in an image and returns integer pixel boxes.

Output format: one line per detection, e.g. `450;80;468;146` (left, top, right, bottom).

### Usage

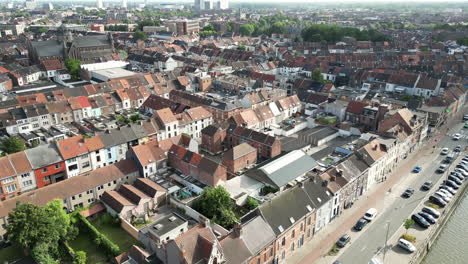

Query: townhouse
0;159;139;241
25;144;66;188
56;136;93;178
128;141;167;178
0;152;35;200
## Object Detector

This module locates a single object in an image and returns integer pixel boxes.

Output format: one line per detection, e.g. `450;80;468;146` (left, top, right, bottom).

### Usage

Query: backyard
69;214;140;264
0;244;25;263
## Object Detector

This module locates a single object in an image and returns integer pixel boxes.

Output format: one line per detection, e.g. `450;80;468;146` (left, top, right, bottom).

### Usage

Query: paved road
336;122;468;264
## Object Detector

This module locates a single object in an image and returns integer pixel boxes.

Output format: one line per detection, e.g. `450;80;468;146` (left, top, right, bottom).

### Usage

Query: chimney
233;222;243;238
336;169;343;176
330;176;336;182
373;144;378;150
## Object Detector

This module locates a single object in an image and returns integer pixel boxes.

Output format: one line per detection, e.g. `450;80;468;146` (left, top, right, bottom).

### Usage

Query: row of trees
105;24;129;32
301;24;390;42
239;14;300;36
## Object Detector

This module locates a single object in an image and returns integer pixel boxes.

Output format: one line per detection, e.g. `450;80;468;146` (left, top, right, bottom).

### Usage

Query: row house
56;136;93;178
24;144;66;188
68;96;92;121
1;103;52;135
0;159;139;241
141;94;190;115
221;143;257;174
128;141;167;178
0;152;35;200
168;144;227;187
101;178;167;221
226;125;282;160
176;106;213;139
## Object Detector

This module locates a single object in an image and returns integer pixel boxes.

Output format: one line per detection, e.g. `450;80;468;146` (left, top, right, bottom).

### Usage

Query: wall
120;217;140;240
34;161;66;188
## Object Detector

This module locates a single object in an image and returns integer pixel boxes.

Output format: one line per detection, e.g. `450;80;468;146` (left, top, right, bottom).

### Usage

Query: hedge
401;233;416;243
77;214;121;257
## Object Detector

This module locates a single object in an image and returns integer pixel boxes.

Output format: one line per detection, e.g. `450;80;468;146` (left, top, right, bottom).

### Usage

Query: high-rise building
96;0;103;9
195;0;228;10
122;0;127;9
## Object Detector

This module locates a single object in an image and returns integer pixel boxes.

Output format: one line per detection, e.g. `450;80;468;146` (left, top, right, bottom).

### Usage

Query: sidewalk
287;113;464;264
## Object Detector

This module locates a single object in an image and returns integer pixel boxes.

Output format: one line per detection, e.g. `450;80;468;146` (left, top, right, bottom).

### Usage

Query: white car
438;189;453;198
434;192;451;202
453;133;462;140
363;208;378;221
455;168;468;177
398;238;416;253
441;148;449;155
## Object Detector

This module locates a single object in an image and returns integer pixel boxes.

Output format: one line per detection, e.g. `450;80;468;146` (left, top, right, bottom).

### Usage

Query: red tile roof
346;100;368;115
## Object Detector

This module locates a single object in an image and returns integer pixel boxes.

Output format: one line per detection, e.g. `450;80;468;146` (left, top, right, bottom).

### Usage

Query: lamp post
383;221;391;263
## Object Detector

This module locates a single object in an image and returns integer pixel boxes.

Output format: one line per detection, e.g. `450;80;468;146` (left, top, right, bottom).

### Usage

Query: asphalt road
336;122;468;264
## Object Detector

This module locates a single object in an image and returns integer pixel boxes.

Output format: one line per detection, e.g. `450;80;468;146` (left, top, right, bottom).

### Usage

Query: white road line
361;246;367;252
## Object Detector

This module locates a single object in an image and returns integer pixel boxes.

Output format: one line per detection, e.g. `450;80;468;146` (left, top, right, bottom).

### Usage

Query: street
335;121;468;264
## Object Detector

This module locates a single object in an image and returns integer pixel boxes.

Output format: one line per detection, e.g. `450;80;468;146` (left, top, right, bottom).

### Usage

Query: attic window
169;216;177;222
306;205;313;212
289;217;295;224
154;224;163;230
317;197;322;203
278;225;284;232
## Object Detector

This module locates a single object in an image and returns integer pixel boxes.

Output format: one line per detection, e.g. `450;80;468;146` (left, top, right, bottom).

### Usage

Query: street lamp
383;221;391;263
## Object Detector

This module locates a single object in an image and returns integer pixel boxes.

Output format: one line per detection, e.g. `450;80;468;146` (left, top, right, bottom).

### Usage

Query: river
422;190;468;264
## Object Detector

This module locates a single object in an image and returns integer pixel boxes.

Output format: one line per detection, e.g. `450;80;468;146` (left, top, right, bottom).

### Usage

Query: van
437;164;447;173
445;152;455;163
363;208;378;221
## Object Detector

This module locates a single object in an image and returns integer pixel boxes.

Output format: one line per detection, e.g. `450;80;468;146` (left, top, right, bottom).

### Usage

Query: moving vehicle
402;188;415;198
445;152;456;163
336;234;351;248
398;238;416;253
440;148;449;155
429;195;447;207
418;212;436;224
422;206;440;218
437;164;448;173
421;181;433;191
354;218;368;231
412;166;422;173
363;208;378;221
453;133;462;140
412;214;430;228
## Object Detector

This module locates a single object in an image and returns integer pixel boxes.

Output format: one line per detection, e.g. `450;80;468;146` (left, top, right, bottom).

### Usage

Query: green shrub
73;251;86;264
425;202;440;209
77;214;121;257
245;197;260;211
401;233;416;243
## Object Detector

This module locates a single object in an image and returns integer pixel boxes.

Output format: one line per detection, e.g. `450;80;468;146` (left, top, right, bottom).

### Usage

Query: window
281;251;285;260
270;248;273;257
281;237;286;246
300;223;304;231
21;173;29;178
291;242;295;252
97;156;101;162
42;168;48;173
82;162;90;168
82;154;88;158
257;259;260;264
307;229;311;238
44;176;50;182
33;123;39;128
307;217;311;225
108;153;112;159
72;196;75;200
23;180;33;187
5;184;17;193
291;230;295;238
2;177;14;184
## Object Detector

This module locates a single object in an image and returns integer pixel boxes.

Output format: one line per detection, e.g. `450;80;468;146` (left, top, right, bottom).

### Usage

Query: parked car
465;123;468;128
453;169;468;178
421;181;433;191
354;218;368;231
398;238;416;253
438;189;453;198
440;148;449;155
450;171;465;181
429;195;447;207
336;234;351;248
412;166;422;173
437;164;448;173
448;176;463;185
453;133;462;140
363;208;378;221
440;185;456;195
444;180;460;190
402;188;415;198
454;145;462;152
412;214;430;228
418;212;436;224
456;164;468;171
422;206;440;218
433;192;451;202
464;114;468;121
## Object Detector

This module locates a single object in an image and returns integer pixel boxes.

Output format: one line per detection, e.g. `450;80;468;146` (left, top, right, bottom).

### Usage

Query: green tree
192;186;238;229
137;20;161;31
245;197;259;210
129;113;142;123
73;251;87;264
134;30;147;40
0;136;26;154
403;218;415;234
240;24;255;36
237;45;246;51
122;19;131;24
38;27;48;33
312;68;324;83
203;24;215;31
64;59;81;79
118;50;128;59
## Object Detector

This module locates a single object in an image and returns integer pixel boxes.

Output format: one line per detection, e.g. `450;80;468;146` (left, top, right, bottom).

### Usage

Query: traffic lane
337;152;446;263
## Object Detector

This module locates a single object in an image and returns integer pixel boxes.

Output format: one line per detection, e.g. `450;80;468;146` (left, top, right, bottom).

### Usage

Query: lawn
69;232;108;264
91;216;140;253
0;244;25;263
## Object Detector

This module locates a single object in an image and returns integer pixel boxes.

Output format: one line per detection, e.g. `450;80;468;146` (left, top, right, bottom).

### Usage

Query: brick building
222;143;257;174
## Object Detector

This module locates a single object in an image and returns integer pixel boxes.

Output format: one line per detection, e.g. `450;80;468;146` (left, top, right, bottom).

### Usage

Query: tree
118;50;128;59
202;24;215;31
245;197;259;210
129;113;142;123
38;27;48;33
74;251;87;264
240;24;255;36
192;186;238;229
134;30;147;40
7;200;72;259
121;19;131;24
137;20;161;31
64;59;81;79
0;136;26;154
237;45;246;51
403;218;415;234
312;68;324;83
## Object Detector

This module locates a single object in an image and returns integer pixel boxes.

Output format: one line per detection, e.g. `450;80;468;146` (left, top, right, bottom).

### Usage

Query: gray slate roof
25;144;63;168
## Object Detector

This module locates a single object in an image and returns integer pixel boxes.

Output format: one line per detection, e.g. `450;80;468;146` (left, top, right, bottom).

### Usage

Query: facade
222;143;257;174
25;144;66;188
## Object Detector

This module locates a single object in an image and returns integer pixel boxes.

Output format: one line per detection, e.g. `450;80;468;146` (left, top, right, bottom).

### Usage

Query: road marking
361;246;367;252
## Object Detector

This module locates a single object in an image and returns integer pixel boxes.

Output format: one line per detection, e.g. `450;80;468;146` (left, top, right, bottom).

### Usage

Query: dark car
336;234;351;248
422;206;440;218
450;171;465;181
444;180;460;190
456;164;468;171
429;195;447;207
421;181;433;191
412;214;430;228
440;185;456;195
448;176;463;185
454;146;461;152
402;188;415;198
354;218;368;231
418;212;436;224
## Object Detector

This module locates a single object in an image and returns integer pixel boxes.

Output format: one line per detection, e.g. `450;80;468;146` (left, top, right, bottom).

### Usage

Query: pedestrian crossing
447;133;468;140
